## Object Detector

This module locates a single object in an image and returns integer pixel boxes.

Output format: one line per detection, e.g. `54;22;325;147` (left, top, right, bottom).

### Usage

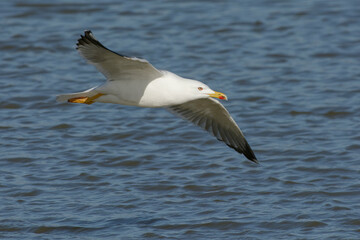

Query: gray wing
168;98;257;163
76;30;163;81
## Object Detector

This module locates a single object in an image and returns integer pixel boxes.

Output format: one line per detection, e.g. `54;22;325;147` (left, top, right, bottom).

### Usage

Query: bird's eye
198;87;203;91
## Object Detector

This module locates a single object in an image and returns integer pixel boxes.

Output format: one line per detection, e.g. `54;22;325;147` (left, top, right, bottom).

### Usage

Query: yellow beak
208;91;228;101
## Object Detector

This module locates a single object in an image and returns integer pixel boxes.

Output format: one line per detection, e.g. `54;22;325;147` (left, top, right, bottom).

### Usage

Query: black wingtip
75;30;127;58
243;143;258;164
249;157;259;164
83;30;95;41
230;139;258;164
227;142;258;164
244;152;258;163
76;30;106;50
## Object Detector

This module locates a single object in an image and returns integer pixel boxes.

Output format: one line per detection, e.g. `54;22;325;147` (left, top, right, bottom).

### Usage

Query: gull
57;30;257;163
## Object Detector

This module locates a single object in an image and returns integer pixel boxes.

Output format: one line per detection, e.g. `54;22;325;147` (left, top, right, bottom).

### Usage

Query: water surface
1;0;359;239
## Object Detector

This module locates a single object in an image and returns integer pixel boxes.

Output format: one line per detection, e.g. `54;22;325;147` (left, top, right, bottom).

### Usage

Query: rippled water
1;0;359;239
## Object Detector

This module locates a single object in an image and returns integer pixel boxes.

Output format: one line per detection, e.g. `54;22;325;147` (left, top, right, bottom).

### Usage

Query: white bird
57;30;257;163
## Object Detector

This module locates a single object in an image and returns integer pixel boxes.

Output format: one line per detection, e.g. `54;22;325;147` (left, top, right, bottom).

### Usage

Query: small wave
31;225;100;234
0;102;22;109
155;220;248;230
0;226;22;232
11;189;42;197
290;110;312;115
323;111;351;118
311;52;339;58
50;123;73;130
259;220;327;230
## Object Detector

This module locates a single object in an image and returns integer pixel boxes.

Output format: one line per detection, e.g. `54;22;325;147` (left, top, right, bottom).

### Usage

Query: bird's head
191;81;228;101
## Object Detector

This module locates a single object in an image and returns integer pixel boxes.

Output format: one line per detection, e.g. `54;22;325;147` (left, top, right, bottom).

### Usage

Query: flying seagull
57;30;257;163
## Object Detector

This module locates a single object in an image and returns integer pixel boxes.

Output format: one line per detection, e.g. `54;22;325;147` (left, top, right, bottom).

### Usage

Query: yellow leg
68;93;104;105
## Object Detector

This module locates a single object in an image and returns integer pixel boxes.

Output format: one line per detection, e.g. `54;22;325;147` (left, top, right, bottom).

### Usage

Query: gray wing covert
76;30;163;81
168;98;257;163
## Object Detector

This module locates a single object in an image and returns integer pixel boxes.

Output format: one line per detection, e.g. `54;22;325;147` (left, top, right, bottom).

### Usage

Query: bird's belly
96;94;136;105
95;81;155;107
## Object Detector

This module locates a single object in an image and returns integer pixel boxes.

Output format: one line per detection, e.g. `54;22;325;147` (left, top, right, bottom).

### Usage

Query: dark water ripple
1;0;360;239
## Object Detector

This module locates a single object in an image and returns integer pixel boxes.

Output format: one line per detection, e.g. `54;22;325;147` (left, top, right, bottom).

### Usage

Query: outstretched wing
76;30;163;81
168;98;257;163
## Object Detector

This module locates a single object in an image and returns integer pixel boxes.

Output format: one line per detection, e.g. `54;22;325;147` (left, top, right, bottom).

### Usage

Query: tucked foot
68;96;92;104
68;93;104;105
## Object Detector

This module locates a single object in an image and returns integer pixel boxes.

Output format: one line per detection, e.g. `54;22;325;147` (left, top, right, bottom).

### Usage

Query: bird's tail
56;87;98;103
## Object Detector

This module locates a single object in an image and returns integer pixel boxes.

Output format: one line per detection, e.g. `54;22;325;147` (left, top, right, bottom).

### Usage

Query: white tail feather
56;87;97;102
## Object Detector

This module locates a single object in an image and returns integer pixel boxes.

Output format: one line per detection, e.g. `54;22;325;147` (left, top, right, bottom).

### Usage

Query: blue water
1;0;359;239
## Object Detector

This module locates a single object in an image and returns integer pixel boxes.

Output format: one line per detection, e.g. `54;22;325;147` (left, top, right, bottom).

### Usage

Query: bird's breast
138;77;194;107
